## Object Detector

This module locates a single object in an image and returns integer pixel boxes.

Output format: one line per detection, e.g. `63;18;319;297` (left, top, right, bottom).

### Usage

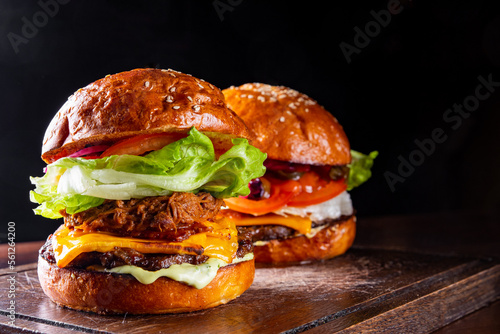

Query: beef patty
46;191;252;271
237;214;354;243
40;232;253;271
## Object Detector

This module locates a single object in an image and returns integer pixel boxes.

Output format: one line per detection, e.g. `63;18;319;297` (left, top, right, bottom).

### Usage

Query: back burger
221;83;377;264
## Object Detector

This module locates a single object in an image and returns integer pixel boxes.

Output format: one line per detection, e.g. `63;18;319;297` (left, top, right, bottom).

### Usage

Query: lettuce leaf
347;150;378;190
30;128;267;219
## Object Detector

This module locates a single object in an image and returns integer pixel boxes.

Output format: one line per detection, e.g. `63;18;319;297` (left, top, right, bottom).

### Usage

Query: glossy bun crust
223;83;351;165
254;216;356;264
38;256;255;314
42;68;250;163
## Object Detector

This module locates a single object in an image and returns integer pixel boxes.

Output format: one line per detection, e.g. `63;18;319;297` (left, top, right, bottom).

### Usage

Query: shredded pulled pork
62;192;225;241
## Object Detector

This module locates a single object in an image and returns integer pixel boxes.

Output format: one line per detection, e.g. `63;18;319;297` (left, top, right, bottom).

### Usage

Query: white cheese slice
272;191;353;221
99;253;254;289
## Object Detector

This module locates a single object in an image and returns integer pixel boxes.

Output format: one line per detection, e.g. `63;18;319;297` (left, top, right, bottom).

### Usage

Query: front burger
30;69;266;314
221;83;377;264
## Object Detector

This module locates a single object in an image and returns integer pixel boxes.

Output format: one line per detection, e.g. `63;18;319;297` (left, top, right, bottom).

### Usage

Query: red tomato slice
287;172;347;207
101;133;186;157
224;178;301;215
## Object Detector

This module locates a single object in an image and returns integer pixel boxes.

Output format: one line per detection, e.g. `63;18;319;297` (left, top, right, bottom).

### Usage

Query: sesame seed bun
222;83;355;264
42;68;250;163
222;83;351;166
36;69;258;314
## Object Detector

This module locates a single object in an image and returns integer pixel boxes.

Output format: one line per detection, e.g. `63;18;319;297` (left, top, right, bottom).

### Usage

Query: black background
1;0;499;242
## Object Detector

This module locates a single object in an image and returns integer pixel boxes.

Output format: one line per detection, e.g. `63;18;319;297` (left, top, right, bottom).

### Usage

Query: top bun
42;68;250;163
223;83;351;165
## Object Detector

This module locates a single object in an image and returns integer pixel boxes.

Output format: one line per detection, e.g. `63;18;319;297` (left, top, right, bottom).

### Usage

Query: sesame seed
286;110;292;115
208;84;214;90
169;73;176;78
187;96;193;102
169;87;176;92
270;97;277;102
197;83;204;89
257;96;265;102
144;81;150;87
279;116;285;122
173;105;180;110
241;94;247;98
165;95;174;103
248;94;254;99
279;94;287;99
305;108;309;112
193;105;201;112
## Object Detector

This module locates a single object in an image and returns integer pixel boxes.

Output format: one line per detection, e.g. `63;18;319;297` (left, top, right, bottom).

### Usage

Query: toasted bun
38;256;255;314
42;68;250;163
223;83;351;165
254;216;356;264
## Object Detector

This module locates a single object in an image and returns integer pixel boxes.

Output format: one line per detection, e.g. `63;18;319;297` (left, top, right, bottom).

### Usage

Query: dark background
1;0;499;242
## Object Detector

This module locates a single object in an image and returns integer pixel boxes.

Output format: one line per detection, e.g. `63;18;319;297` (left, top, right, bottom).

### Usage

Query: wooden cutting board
0;248;498;333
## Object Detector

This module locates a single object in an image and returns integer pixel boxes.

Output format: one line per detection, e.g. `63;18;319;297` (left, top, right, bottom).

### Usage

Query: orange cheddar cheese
52;217;238;268
227;214;312;235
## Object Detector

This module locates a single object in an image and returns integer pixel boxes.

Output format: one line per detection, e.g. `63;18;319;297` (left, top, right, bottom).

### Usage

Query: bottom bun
38;256;255;314
254;216;356;264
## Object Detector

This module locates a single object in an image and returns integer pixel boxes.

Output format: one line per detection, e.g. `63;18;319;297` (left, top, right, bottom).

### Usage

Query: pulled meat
62;192;224;241
40;192;252;272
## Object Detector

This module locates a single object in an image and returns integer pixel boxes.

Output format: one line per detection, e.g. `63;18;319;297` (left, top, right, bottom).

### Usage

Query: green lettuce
347;150;378;190
30;128;267;219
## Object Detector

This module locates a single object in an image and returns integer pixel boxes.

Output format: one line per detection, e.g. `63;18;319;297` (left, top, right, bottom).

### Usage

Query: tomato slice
101;133;186;157
287;172;347;207
224;178;301;215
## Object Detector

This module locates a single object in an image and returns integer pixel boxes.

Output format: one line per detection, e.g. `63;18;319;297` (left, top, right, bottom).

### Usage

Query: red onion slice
68;145;110;158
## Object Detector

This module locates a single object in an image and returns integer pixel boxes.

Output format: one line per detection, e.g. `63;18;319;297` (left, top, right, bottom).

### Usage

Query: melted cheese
52;218;238;268
273;191;353;221
228;214;312;235
101;253;254;289
108;258;226;289
226;191;353;235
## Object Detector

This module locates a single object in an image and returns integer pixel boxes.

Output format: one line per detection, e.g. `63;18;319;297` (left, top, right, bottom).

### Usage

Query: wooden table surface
0;210;498;333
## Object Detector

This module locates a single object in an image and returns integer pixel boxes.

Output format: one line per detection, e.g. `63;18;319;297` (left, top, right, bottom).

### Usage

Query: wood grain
0;248;498;333
307;264;500;333
432;300;500;334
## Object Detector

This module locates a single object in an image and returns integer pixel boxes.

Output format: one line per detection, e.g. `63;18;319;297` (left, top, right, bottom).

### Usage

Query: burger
30;69;266;314
221;83;377;264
